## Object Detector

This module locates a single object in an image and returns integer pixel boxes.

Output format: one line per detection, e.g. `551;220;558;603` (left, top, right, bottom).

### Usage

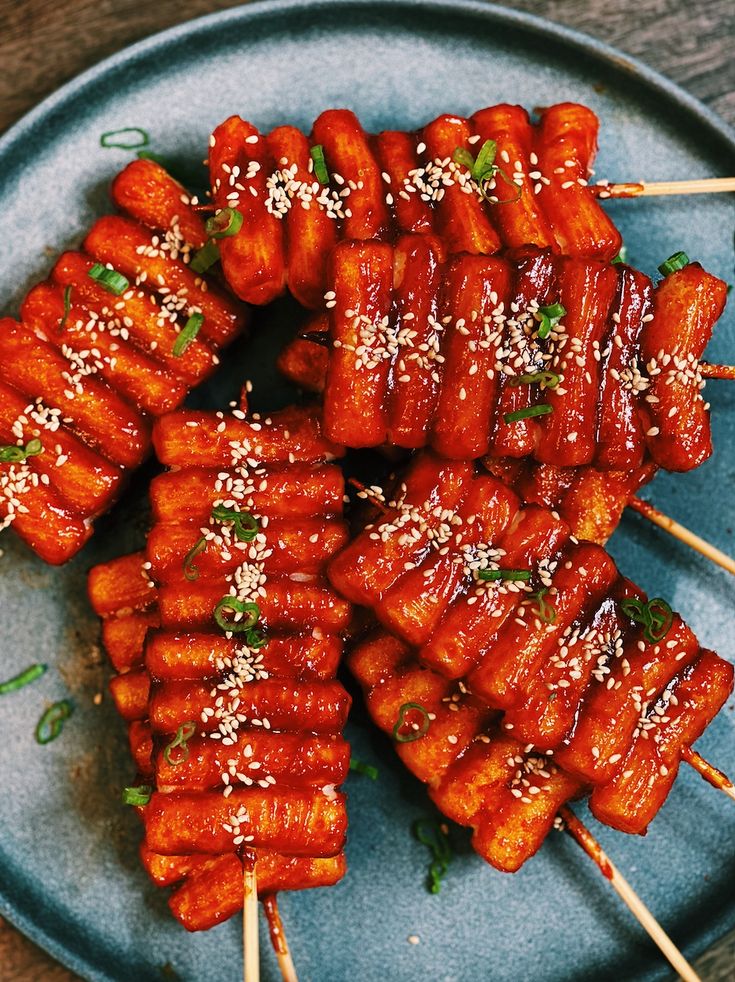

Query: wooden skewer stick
298;329;330;347
262;894;299;982
242;856;260;982
558;806;701;982
594;177;735;199
627;496;735;576
700;362;735;381
682;746;735;802
348;477;391;514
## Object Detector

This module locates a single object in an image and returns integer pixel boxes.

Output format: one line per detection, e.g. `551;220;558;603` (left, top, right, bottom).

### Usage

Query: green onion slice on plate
349;758;379;780
413;819;453;894
35;700;73;745
0;663;47;695
100;127;150;150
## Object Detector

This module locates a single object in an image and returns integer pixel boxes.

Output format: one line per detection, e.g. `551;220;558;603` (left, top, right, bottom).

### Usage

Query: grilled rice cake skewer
141;847;346;933
90;555;347;932
279;247;725;466
1;158;248;564
348;628;731;872
329;453;732;833
88;403;351;930
208;103;620;306
320;240;726;463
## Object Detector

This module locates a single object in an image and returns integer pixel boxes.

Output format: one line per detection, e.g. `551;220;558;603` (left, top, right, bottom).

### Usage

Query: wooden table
0;0;733;979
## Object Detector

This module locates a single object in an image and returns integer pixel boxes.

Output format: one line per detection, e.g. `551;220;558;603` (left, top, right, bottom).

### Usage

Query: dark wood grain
0;1;733;979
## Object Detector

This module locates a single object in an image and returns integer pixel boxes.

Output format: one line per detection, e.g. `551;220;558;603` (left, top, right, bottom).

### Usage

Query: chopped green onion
452;140;521;205
100;127;150;150
477;568;531;582
310;145;330;184
646;598;674;640
244;627;268;650
509;370;560;390
0;663;47;695
488;165;523;204
136;149;169;166
88;262;129;296
503;404;553;424
620;596;674;643
183;536;207;581
527;587;557;624
453;140;497;183
393;702;431;743
535;302;566;340
413;819;453;894
612;245;628;265
349;757;379;780
206;207;243;239
658;252;689;277
214;597;261;633
35;700;73;744
452;147;476;173
163;721;197;766
122;785;153;806
472;139;498;180
0;439;43;463
172;312;204;357
210;504;260;542
190;240;220;274
58;286;72;332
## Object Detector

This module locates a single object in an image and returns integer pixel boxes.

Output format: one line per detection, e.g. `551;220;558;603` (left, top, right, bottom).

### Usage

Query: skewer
263;894;299;982
701;362;735;381
595;177;735;199
682;747;735;802
300;333;735;383
627;496;735;576
558;806;701;982
242;854;260;982
348;477;391;514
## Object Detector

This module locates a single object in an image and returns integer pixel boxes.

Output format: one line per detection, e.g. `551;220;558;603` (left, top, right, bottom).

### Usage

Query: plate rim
1;1;734;980
2;0;735;159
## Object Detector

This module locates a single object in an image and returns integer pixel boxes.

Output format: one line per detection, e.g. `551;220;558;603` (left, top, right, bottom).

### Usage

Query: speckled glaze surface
0;2;734;980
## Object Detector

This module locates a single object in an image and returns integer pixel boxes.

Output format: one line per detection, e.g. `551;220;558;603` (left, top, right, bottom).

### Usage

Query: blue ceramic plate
0;2;733;980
